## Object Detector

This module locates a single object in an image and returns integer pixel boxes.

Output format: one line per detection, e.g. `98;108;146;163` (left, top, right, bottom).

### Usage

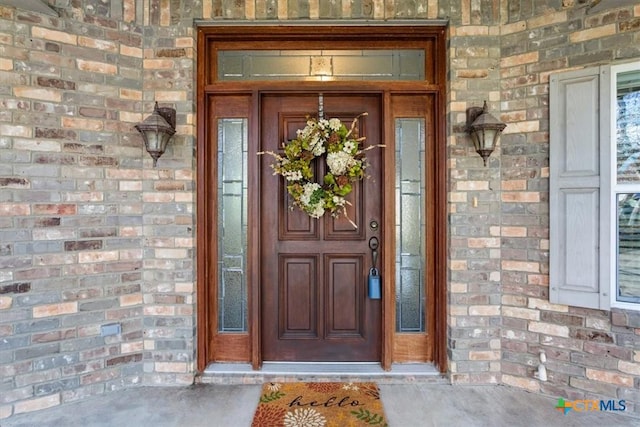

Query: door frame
196;24;448;373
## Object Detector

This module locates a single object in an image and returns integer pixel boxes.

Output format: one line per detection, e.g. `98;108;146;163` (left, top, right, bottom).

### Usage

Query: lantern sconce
135;102;176;167
466;101;506;166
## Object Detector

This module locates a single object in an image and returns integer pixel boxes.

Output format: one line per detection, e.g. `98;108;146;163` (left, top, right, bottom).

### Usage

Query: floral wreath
259;112;382;227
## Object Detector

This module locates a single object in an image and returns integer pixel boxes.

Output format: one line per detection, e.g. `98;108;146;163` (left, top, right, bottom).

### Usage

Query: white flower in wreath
343;140;357;153
326;151;354;176
309;203;324;218
328;118;341;132
283;170;303;181
297;128;309;139
300;182;321;206
309;204;325;218
298;121;314;139
310;134;326;156
284;408;326;427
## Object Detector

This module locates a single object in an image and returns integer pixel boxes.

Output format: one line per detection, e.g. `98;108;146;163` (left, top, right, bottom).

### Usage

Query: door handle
368;237;381;299
368;236;379;269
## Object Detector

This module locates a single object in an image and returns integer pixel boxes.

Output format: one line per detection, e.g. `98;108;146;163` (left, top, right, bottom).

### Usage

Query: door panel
261;93;382;361
326;255;364;336
280;255;318;338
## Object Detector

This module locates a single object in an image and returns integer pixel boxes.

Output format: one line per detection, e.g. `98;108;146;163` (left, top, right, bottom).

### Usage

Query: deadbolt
369;220;379;230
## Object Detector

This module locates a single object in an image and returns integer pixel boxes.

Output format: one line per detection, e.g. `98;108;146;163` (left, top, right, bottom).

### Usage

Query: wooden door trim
196;25;448;373
381;91;394;370
249;90;260;369
195;30;206;371
435;88;448;373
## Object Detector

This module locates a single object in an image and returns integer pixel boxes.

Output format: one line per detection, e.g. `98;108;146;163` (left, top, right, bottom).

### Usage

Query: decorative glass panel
218;119;248;332
218;49;424;81
395;119;426;332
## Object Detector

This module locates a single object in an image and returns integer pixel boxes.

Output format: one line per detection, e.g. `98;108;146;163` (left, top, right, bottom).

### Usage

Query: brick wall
139;12;195;388
446;0;503;385
0;0;195;418
1;0;640;420
495;1;640;414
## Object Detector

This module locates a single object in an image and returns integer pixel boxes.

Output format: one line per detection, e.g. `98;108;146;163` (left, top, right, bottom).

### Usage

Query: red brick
33;204;76;215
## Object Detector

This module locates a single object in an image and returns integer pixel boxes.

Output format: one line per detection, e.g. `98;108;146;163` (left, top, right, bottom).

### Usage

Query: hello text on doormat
251;382;389;426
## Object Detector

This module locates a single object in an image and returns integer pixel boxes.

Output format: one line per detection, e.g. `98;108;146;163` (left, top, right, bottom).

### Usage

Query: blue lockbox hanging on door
368;267;381;299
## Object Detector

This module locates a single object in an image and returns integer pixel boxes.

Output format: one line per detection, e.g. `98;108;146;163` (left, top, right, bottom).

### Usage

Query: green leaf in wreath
335;183;352;196
324;174;336;185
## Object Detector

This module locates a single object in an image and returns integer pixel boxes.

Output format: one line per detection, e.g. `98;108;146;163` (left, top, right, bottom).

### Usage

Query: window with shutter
609;62;640;310
550;61;640;311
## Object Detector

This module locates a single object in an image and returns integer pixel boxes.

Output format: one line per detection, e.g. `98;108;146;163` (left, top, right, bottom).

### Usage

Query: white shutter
549;66;610;310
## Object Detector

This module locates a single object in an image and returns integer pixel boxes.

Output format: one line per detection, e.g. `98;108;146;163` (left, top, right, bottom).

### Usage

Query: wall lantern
466;101;506;166
135;102;176;167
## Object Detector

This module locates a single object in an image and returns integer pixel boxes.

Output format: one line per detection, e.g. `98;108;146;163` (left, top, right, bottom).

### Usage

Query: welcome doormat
251;382;389;427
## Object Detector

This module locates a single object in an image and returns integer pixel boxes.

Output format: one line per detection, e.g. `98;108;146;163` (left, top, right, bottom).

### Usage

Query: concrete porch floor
3;384;636;427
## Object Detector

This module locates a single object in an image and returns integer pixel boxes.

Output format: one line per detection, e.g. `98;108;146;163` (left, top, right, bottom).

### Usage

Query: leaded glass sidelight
217;119;248;332
395;119;426;332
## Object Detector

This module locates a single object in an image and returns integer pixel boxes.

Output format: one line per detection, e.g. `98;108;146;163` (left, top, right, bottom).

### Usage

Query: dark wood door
260;93;383;361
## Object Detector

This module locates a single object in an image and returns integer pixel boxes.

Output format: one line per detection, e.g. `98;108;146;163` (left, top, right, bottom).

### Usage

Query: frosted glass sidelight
217;119;248;332
395;119;426;332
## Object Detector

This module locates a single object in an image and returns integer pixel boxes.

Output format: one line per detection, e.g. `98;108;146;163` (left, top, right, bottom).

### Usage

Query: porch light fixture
135;102;176;167
466;101;506;166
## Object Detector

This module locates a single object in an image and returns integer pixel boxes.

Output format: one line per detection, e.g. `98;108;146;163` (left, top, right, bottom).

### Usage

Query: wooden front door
260;93;383;362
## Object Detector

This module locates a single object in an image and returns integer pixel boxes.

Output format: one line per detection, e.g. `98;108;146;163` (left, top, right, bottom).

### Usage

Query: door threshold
199;362;448;384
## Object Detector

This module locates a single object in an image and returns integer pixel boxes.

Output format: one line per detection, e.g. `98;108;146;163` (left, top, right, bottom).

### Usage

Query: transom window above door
201;28;444;87
217;49;425;81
